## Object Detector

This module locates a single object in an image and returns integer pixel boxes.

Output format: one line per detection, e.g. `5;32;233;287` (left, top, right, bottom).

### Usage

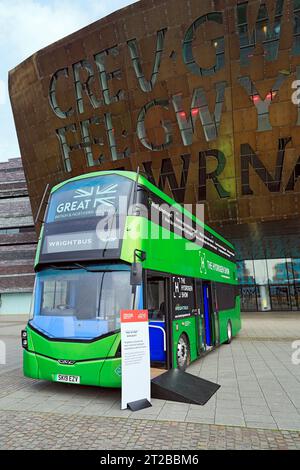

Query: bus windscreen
30;266;133;340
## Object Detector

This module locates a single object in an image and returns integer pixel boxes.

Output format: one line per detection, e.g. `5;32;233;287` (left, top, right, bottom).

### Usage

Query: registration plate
55;374;80;384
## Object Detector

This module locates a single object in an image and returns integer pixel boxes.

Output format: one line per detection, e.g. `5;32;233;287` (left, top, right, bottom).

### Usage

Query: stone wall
0;158;36;294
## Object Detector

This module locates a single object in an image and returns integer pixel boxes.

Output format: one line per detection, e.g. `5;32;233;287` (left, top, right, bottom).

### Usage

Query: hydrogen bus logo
199;252;207;275
0;340;6;365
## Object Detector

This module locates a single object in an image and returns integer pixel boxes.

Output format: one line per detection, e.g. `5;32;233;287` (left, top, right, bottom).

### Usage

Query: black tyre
225;321;232;344
176;334;190;371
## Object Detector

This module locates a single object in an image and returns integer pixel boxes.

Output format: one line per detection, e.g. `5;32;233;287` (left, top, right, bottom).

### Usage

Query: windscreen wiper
49;264;81;271
97;271;106;318
49;263;114;273
74;263;114;273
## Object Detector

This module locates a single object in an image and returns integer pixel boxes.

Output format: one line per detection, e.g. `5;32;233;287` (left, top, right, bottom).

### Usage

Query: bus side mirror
130;262;142;286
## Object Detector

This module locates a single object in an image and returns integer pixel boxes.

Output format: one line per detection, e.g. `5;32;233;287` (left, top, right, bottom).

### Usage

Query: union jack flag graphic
74;188;94;198
74;184;118;207
94;184;118;207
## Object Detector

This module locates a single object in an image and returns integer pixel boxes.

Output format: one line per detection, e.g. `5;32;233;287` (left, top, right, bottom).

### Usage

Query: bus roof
51;170;235;251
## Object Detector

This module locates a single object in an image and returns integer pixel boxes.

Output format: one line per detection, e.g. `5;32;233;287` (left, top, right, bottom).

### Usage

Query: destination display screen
46;175;132;222
39;174;133;264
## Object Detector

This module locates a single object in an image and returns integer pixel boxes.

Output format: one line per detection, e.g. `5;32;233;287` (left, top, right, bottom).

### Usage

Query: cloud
0;0;135;65
0;0;136;162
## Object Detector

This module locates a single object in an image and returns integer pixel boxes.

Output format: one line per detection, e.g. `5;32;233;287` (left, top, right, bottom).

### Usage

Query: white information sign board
120;310;151;410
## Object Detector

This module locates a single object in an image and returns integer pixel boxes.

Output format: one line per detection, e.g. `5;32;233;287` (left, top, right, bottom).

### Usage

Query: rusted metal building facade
8;0;300;311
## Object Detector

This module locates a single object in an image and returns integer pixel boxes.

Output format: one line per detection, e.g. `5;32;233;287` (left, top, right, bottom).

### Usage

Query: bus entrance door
211;283;220;346
146;275;171;370
202;282;213;348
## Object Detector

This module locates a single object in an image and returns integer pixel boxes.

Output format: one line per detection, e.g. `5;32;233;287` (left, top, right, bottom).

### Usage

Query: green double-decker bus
22;170;241;388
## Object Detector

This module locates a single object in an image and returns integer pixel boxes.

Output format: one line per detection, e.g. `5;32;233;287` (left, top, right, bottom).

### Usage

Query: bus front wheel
225;321;232;344
176;334;190;371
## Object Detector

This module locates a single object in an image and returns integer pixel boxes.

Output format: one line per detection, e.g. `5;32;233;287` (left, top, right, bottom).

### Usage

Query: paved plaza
0;313;300;449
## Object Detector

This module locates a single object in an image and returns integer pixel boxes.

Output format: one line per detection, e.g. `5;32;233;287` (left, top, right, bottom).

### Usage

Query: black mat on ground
127;399;152;412
151;369;220;406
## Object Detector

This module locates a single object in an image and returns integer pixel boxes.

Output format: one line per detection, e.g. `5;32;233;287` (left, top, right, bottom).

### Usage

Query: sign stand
120;310;152;411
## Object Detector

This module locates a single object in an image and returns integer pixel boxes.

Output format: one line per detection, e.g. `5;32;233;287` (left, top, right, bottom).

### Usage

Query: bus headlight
21;330;28;349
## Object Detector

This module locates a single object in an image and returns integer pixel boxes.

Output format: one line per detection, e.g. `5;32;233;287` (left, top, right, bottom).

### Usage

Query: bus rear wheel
225;321;232;344
176;334;190;371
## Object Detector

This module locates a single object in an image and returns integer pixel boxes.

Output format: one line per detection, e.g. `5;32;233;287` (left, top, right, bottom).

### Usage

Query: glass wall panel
292;259;300;282
289;285;299;311
240;286;258;311
253;259;268;285
295;284;300;309
238;258;300;312
257;284;271;311
267;259;288;284
237;260;255;284
270;285;290;311
286;258;295;284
